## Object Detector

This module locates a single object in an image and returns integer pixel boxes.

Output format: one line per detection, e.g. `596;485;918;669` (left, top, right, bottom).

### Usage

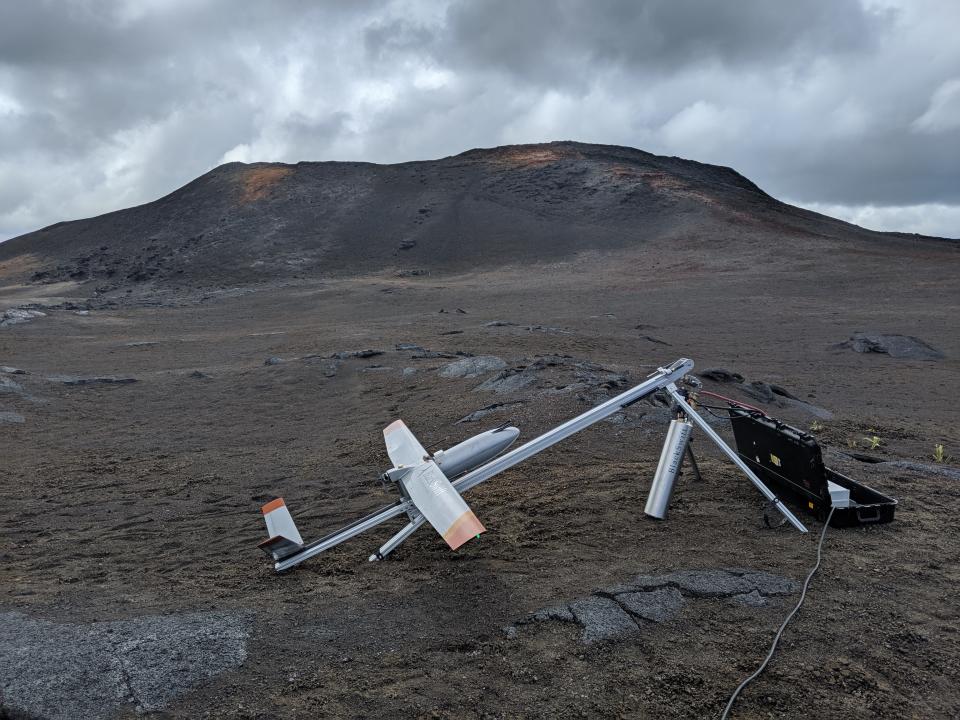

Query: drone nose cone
434;426;520;478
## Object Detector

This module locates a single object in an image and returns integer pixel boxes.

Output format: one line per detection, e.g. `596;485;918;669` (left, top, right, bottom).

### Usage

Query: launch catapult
258;358;808;572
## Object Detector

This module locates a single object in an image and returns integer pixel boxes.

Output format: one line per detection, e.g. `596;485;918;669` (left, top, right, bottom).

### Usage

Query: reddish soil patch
238;166;294;204
485;145;581;168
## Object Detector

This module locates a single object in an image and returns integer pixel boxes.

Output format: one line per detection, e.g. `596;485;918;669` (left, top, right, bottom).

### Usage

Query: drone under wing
401;460;486;549
383;419;429;468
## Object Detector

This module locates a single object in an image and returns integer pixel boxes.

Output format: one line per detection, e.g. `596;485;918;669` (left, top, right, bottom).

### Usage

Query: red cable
697;389;768;415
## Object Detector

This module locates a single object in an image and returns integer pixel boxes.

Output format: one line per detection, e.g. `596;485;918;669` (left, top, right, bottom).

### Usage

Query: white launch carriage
258;359;808;572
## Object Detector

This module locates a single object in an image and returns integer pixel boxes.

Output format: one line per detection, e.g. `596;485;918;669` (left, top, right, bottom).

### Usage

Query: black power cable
719;506;836;719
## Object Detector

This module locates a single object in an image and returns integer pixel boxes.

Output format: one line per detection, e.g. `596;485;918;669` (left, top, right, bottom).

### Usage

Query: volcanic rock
473;370;537;394
49;375;138;386
568;596;640;644
0;610;251;720
331;349;383;360
699;368;744;383
513;569;799;645
740;381;776;404
455;400;527;424
838;333;944;360
439;355;507;378
0;376;27;396
613;587;685;623
730;590;769;607
1;308;46;327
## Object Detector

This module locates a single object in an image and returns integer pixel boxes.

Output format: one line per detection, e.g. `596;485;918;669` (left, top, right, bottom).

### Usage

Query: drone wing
383;420;485;549
383;419;429;468
403;460;486;549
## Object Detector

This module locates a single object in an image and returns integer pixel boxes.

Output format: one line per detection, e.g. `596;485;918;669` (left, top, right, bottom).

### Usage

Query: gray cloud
439;0;887;83
0;0;957;241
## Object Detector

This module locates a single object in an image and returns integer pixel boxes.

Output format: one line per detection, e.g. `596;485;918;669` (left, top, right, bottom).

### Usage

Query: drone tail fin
257;498;304;561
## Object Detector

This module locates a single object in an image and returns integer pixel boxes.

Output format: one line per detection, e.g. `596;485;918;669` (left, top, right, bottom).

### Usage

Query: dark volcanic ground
1;143;959;719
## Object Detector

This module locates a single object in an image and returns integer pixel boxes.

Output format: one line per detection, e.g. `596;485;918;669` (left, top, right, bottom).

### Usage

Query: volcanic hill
0;141;939;291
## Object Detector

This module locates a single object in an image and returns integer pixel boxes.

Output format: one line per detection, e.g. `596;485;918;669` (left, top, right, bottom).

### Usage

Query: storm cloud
1;0;957;240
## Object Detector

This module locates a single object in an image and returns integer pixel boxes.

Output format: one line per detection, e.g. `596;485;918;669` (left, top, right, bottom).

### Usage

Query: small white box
827;480;851;509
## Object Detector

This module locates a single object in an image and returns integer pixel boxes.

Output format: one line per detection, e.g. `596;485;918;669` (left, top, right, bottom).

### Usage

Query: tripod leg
665;383;807;533
684;442;702;482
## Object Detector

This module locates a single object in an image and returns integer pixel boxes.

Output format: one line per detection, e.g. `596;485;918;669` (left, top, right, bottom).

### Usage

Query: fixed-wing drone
258;358;807;572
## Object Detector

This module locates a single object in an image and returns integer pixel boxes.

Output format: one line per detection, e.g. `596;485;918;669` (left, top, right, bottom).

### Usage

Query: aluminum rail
369;358;696;560
665;383;808;533
280;358;694;570
453;358;694;495
275;500;410;571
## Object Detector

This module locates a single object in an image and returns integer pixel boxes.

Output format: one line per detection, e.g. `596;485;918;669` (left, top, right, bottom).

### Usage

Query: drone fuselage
433;426;520;478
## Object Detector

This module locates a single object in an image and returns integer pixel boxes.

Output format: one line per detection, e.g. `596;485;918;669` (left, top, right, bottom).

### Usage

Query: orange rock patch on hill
238;166;294;204
485;145;581;168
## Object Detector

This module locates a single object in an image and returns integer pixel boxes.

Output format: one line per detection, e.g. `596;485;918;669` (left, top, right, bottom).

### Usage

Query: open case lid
727;408;830;504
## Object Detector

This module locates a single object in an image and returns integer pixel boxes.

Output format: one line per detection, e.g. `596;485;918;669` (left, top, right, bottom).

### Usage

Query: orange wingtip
443;510;486;550
383;419;406;435
261;498;285;515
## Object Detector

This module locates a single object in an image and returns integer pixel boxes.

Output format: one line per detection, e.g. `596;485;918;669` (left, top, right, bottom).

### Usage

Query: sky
1;0;958;241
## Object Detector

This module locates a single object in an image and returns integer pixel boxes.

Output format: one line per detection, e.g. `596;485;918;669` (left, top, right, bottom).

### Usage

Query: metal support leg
274;501;409;572
369;515;426;561
665;383;808;533
684;443;702;482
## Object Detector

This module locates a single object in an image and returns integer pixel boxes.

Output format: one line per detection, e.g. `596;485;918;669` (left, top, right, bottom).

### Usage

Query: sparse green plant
933;444;948;463
864;435;882;450
846;436;858;449
810;420;824;432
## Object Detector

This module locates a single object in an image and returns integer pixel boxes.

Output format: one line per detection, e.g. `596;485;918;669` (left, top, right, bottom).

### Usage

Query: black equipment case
728;409;897;528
